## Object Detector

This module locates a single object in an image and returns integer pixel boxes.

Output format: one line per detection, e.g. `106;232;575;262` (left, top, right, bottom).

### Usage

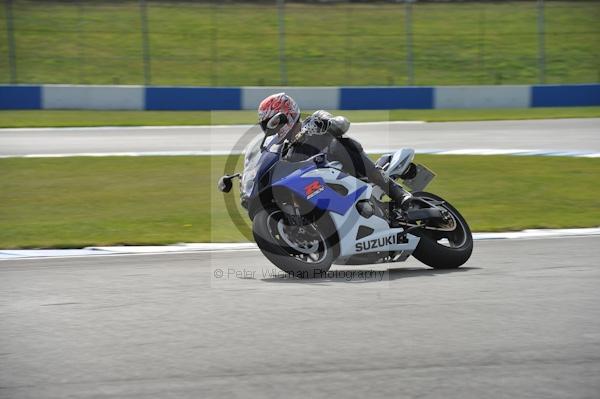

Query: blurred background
1;0;598;87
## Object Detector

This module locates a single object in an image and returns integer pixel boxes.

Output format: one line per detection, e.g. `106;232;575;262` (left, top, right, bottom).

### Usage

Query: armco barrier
146;87;241;110
242;87;339;110
340;87;433;110
434;85;530;109
0;85;41;109
43;85;144;110
0;84;598;111
531;84;600;107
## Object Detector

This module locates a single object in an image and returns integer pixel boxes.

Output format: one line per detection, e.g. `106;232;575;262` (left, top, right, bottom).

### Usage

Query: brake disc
277;220;320;254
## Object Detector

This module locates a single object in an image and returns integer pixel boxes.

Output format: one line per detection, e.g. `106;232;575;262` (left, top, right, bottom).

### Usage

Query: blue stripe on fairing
314;185;367;215
145;87;241;110
0;85;41;109
339;87;434;110
274;168;367;215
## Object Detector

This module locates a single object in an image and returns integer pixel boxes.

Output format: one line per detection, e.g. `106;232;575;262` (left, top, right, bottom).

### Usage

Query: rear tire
411;192;473;269
252;208;336;278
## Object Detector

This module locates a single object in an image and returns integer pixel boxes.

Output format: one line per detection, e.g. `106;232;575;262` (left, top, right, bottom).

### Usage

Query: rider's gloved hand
302;110;350;138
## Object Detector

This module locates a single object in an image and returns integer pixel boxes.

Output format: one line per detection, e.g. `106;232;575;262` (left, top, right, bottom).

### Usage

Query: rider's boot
350;148;413;210
387;181;412;209
373;171;412;210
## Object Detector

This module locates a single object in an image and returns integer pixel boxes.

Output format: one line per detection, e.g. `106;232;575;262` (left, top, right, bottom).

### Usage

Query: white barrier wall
42;85;144;110
434;85;530;109
241;87;339;110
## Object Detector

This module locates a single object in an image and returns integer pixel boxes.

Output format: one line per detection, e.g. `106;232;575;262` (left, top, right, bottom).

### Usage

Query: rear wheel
411;192;473;269
252;208;336;278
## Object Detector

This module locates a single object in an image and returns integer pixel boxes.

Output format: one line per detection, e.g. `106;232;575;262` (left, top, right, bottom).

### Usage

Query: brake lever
217;173;241;193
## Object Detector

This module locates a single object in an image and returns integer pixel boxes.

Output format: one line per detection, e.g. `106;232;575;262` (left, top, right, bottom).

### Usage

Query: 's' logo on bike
305;180;324;199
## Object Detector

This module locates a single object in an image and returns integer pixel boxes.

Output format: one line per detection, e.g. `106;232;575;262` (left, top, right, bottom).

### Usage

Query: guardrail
1;84;599;111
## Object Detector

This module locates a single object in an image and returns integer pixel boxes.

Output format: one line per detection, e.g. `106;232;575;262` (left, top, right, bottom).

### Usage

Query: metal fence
2;0;599;86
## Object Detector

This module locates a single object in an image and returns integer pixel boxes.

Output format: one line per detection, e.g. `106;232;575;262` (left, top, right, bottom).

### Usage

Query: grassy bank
1;155;599;249
0;1;598;86
1;107;600;128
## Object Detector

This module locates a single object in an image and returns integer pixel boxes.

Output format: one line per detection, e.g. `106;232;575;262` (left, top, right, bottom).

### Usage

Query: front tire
252;208;336;278
411;192;473;269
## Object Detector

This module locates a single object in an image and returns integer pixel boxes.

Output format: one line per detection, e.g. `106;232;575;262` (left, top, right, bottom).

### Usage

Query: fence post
478;5;486;84
405;0;415;86
210;1;219;86
345;4;353;84
76;0;85;84
277;0;288;85
140;0;151;85
5;0;17;83
537;0;546;84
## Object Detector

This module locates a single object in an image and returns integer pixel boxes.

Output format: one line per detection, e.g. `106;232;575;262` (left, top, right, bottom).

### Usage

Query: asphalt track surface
1;236;599;399
1;118;599;156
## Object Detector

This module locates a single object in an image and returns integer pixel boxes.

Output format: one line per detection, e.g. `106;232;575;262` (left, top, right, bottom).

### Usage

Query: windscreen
240;134;264;199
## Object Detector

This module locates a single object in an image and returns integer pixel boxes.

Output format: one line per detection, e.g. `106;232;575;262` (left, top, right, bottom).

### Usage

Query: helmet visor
260;112;290;137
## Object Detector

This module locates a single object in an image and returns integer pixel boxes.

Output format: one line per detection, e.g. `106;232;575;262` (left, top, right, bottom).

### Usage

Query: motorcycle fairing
272;166;367;216
274;166;420;258
329;204;420;258
375;148;415;178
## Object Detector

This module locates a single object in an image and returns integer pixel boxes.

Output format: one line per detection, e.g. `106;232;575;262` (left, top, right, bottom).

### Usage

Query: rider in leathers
258;93;411;208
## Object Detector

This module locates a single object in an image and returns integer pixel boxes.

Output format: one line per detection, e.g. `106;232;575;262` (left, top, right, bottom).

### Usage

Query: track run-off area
1;236;599;398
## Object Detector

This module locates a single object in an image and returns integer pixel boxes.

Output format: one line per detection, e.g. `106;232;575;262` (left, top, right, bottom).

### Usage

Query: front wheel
411;192;473;269
252;208;336;278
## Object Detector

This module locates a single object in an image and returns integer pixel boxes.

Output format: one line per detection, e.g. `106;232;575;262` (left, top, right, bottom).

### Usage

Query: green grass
0;1;598;86
1;107;600;128
1;155;599;249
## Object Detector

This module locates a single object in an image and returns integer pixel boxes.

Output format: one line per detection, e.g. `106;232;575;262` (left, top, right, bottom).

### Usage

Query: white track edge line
0;121;425;132
2;149;599;159
1;227;599;260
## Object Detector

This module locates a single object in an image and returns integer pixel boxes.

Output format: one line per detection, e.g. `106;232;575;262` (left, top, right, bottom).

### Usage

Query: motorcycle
218;120;472;278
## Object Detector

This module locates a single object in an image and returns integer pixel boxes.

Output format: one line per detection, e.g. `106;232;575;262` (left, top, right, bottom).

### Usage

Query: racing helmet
257;93;300;139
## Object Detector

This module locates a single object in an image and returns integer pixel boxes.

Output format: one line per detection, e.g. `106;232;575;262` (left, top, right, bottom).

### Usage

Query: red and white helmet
257;93;300;139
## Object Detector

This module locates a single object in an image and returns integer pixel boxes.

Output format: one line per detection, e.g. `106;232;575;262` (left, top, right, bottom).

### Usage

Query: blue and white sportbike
219;131;473;277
